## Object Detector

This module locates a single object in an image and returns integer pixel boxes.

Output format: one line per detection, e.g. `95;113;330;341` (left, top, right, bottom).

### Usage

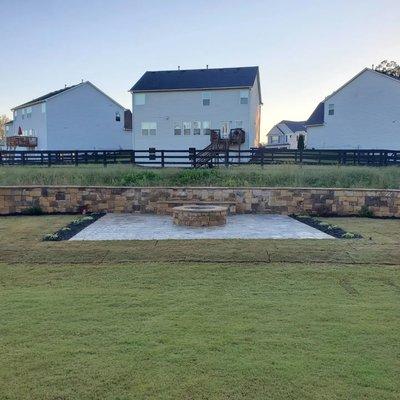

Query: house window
271;135;279;144
235;120;243;128
174;122;181;135
240;90;249;104
14;110;18;119
5;125;9;132
202;121;211;135
328;104;334;115
202;92;211;106
22;109;26;119
26;107;32;118
183;121;191;135
141;122;157;136
134;93;146;106
115;112;121;121
41;103;46;113
193;121;201;135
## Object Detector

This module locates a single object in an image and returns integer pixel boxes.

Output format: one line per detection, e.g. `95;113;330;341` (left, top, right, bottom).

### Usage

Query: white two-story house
6;81;132;150
266;120;307;149
130;66;262;151
307;68;400;149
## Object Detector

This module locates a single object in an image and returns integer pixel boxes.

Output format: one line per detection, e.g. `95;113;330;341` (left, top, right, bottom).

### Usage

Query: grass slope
0;164;399;188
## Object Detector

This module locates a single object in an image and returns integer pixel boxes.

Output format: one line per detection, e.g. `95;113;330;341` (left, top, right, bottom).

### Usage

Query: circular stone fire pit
172;205;228;227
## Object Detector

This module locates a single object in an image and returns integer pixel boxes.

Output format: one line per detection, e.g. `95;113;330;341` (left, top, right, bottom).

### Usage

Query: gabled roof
13;84;80;109
305;102;324;126
12;81;126;111
280;120;307;133
324;68;400;102
130;66;259;92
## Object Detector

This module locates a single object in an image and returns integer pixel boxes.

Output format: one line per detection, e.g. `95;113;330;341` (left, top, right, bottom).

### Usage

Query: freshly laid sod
0;164;399;188
0;215;399;399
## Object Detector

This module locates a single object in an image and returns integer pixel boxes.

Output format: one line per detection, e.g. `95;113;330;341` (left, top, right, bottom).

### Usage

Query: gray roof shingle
13;84;79;110
130;66;259;92
306;102;324;126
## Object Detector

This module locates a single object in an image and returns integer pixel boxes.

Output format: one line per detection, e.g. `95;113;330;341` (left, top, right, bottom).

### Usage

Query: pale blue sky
1;0;399;140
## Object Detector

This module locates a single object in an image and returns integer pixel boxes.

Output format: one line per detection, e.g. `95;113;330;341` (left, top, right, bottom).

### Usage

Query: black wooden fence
0;148;399;167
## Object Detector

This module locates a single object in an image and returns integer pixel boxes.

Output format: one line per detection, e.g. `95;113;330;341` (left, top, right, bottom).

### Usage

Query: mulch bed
43;213;105;241
291;215;362;239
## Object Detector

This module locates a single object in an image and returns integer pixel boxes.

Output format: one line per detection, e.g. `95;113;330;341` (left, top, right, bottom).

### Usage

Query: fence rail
0;148;399;167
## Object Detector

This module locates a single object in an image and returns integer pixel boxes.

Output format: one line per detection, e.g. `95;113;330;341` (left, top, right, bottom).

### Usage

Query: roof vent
178;66;180;70
206;65;209;69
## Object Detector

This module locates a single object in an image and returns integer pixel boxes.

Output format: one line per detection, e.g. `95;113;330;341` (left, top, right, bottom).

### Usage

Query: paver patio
70;213;334;241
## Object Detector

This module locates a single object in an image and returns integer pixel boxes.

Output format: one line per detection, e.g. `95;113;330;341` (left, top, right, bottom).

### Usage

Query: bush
23;205;43;215
359;205;374;218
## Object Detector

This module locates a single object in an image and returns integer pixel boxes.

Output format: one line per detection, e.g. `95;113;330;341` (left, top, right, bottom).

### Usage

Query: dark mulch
291;215;362;239
43;213;105;241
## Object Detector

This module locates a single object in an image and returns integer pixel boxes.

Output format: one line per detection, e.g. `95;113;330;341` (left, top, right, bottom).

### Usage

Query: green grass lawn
0;215;399;399
0;164;399;188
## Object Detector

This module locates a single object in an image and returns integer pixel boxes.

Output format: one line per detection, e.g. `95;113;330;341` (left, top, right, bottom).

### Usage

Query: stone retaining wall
0;186;399;217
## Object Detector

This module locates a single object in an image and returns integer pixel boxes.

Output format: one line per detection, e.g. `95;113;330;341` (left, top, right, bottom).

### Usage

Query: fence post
161;150;165;168
260;149;264;168
188;147;196;167
74;151;78;166
21;152;25;166
130;150;135;164
225;147;229;167
48;152;52;167
299;150;303;164
193;149;197;168
103;152;107;167
149;147;156;161
0;152;2;166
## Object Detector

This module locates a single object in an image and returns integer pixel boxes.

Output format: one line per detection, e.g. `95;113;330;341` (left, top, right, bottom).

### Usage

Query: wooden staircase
193;142;228;168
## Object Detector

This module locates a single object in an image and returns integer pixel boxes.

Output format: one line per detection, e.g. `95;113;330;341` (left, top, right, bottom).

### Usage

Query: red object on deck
18;126;22;135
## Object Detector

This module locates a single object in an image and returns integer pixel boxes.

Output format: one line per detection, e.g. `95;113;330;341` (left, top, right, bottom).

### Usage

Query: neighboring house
306;68;400;149
130;66;262;151
266;120;307;149
6;81;132;150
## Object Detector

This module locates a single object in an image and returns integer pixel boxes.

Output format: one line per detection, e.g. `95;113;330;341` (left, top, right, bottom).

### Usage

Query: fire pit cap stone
172;204;228;213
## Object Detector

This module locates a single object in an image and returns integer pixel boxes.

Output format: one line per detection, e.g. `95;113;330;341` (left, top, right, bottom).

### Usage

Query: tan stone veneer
0;186;399;217
173;205;228;227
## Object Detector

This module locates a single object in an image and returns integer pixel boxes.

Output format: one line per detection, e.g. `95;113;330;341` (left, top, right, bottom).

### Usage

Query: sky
1;0;399;141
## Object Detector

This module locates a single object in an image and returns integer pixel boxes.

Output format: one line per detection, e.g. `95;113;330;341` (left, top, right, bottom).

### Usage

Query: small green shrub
43;233;60;241
23;205;43;215
341;232;357;239
359;205;374;218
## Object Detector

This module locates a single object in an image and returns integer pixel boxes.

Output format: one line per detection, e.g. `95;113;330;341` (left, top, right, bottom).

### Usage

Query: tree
375;60;400;79
297;134;305;151
0;114;10;140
